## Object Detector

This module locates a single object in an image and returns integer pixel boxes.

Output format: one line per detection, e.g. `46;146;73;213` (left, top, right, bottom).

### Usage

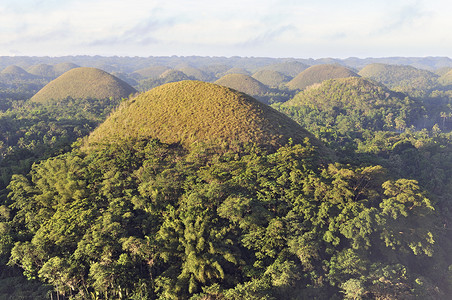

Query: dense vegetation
1;56;452;299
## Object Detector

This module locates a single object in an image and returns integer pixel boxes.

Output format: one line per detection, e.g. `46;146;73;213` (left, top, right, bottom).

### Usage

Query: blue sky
0;0;450;58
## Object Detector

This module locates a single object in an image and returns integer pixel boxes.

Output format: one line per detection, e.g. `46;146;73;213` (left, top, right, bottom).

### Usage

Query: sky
0;0;451;58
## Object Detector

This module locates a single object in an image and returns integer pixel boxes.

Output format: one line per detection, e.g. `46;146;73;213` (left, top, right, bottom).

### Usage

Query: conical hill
286;64;359;90
214;74;269;96
30;67;137;103
85;80;324;150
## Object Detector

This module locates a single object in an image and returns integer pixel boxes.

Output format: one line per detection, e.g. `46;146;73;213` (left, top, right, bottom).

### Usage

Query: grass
30;67;137;103
214;74;269;96
85;80;323;150
258;61;310;77
286;64;359;90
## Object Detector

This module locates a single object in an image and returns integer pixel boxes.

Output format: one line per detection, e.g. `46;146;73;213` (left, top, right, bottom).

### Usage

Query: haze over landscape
1;0;451;58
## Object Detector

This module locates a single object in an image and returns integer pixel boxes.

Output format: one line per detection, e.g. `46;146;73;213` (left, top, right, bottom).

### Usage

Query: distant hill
258;61;310;77
27;64;56;78
85;80;323;150
1;65;34;78
53;62;79;76
284;77;403;110
214;74;270;96
286;64;359;90
252;70;292;88
280;77;420;132
222;67;251;76
132;65;172;79
176;66;214;81
439;70;452;86
30;67;137;103
137;69;191;91
358;63;439;92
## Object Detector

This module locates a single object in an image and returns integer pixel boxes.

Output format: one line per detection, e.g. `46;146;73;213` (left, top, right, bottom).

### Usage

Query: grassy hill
85;80;323;150
177;66;214;81
27;64;56;78
279;77;420;133
53;62;79;76
252;70;292;88
132;65;172;79
258;61;310;77
358;63;439;94
1;65;33;78
286;64;359;90
30;67;137;103
214;74;270;96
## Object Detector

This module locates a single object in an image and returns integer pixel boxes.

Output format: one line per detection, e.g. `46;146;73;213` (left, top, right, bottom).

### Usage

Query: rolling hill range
132;65;172;79
252;70;292;88
358;63;439;94
214;74;270;96
286;64;359;90
85;80;323;150
30;67;137;103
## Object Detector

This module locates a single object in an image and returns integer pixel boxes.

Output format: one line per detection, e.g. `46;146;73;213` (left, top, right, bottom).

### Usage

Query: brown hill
214;74;269;96
27;64;56;78
286;64;359;90
85;80;323;151
53;62;80;76
132;66;171;79
1;65;33;78
30;67;137;103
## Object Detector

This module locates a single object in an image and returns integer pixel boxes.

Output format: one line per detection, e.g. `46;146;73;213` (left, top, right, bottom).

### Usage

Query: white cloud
0;0;450;57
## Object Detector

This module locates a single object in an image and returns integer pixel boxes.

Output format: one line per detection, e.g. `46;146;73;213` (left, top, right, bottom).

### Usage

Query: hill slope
286;64;359;90
85;80;322;149
214;74;269;96
30;67;137;103
439;70;452;85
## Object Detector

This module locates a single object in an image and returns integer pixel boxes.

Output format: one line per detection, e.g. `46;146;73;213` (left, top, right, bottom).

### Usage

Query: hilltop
30;67;137;103
214;74;270;96
1;65;32;78
358;63;439;94
439;69;452;86
132;65;171;79
85;80;322;150
286;64;359;90
252;70;291;88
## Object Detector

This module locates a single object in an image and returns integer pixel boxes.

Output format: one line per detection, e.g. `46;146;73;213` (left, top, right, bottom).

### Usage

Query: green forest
0;56;452;299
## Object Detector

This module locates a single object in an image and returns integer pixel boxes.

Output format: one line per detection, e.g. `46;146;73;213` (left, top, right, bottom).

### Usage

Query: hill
177;66;214;81
1;65;32;78
85;80;322;150
252;70;291;88
30;67;137;103
53;62;79;76
358;63;439;94
214;74;270;96
258;61;310;77
439;70;452;86
280;77;420;133
286;64;359;90
27;64;56;78
132;65;171;79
